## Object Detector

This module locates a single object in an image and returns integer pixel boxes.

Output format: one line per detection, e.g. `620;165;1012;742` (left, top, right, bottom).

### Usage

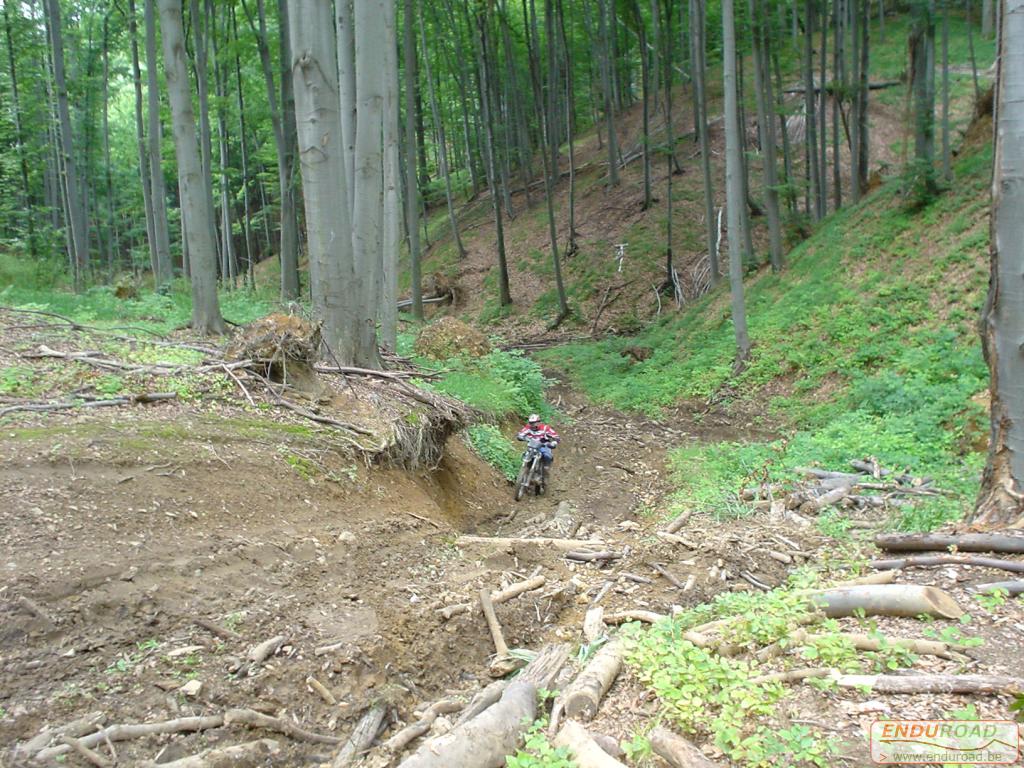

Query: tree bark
144;0;175;287
598;0;620;186
336;0;357;203
381;0;401;352
691;0;719;285
909;0;938;199
157;0;225;333
750;0;783;271
46;0;90;288
2;2;35;259
406;0;424;318
803;0;822;220
231;5;256;289
189;0;221;274
722;0;750;363
127;0;158;279
975;26;1024;531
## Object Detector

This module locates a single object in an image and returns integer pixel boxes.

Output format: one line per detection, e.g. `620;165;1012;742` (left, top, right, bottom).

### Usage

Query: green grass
541;139;992;531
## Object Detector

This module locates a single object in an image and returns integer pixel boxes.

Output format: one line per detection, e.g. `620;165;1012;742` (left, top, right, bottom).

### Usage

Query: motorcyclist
516;414;560;480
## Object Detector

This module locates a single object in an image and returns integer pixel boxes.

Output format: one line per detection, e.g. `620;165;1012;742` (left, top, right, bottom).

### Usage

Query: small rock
179;679;203;698
337;531;356;544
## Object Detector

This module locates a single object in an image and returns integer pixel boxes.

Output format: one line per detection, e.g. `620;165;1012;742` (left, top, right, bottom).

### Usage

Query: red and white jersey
517;422;560;443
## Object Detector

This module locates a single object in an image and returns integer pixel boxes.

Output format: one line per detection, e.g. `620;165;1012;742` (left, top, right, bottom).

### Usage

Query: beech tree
972;0;1024;528
157;0;225;333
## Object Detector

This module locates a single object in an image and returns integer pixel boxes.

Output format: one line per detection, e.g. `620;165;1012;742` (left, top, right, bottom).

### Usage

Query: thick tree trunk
381;0;401;352
405;0;424;318
3;2;36;259
144;0;175;287
972;0;1024;528
631;0;652;210
691;0;720;285
723;0;750;363
982;0;994;36
856;0;870;196
910;0;938;199
559;0;578;256
46;0;90;288
157;0;225;333
941;0;952;181
336;0;357;203
210;1;237;288
189;0;221;274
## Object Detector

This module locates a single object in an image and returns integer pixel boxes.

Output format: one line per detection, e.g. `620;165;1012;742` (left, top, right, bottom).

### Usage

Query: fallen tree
811;584;963;619
874;533;1024;554
560;639;623;720
870;554;1024;573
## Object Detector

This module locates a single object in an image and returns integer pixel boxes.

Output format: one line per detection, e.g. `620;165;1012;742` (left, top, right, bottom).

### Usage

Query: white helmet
528;414;541;424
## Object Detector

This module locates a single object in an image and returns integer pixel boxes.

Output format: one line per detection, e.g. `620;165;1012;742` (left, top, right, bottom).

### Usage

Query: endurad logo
870;720;1020;764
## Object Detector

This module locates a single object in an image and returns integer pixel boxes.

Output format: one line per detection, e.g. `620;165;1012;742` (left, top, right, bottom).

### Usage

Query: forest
2;0;1024;766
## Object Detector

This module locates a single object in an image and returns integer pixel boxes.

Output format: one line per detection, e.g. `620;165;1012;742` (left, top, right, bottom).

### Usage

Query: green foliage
506;719;577;768
468;424;521;480
0;365;37;395
974;588;1009;611
425;349;553;421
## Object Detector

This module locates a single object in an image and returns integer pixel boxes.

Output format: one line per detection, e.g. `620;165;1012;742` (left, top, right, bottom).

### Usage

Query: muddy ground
2;366;1023;766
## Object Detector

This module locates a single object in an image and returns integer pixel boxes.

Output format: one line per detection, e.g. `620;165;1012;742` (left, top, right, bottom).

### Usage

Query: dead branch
332;704;388;766
566;550;622;563
832;673;1024;695
384;698;464;754
603;610;666;625
649;727;719;767
874;533;1024;554
0;392;178;417
480;587;520;676
225;708;342;745
193;617;240;640
665;512;691;533
60;735;112;768
306;676;337;705
35;715;226;761
16;595;56;625
871;554;1024;573
454;680;509;725
246;635;285;666
748;667;833;686
438;575;546;620
651;563;686;589
972;579;1024;595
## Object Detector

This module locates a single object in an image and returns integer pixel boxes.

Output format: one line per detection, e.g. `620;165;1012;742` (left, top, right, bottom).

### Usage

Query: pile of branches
743;459;947;517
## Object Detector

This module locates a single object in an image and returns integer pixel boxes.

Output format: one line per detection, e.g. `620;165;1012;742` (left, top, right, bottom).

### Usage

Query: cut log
562;639;623;721
807;484;854;512
795;467;863;481
874;533;1024;554
479;588;521;676
566;550;621;562
972;579;1024;595
665;512;691;534
775;628;953;659
397;645;568;768
603;610;666;625
454;680;508;725
438;575;547;620
457;535;605;551
811;584;963;619
871;554;1024;573
583;607;606;644
648;727;718;768
332;704;388;766
138;739;280;768
552;720;628;767
832;673;1024;694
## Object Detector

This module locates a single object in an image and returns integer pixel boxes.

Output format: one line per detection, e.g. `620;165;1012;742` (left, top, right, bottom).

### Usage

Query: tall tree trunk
804;0;822;220
722;0;750;362
419;6;464;262
189;0;220;272
832;0;843;211
558;0;578;256
405;0;424;318
941;0;952;181
381;0;401;352
157;0;225;333
818;0;829;214
127;0;158;278
337;0;357;203
598;0;620;186
46;0;89;288
691;0;719;285
145;0;175;286
773;45;796;213
102;12;118;272
967;0;982;111
982;0;993;36
910;0;938;200
2;1;33;259
663;0;676;292
290;0;365;362
231;6;256;289
351;0;386;367
750;0;783;271
211;1;237;288
242;0;299;298
856;0;870;196
477;5;512;306
630;0;652;210
971;0;1024;528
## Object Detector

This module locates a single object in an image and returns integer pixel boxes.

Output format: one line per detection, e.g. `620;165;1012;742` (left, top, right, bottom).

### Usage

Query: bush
468;424;521;480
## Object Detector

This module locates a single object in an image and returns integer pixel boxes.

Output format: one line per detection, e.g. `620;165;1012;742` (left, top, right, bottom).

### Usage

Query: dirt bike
514;438;549;501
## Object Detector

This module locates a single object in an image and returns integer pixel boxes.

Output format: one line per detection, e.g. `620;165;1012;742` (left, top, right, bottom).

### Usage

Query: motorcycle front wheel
514;462;530;501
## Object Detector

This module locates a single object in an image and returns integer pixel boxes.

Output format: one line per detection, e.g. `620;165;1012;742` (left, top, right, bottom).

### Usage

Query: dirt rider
516;414;560;479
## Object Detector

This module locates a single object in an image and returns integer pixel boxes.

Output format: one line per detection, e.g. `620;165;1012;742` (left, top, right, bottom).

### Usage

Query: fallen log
438;575;547;620
832;673;1024;695
553;720;628;767
874;533;1024;555
748;667;832;686
811;584;963;619
457;535;605;552
562;639;623;720
665;512;691;534
455;680;508;725
603;610;666;625
480;587;521;677
649;727;718;768
397;645;569;768
139;739;280;768
772;628;953;660
806;485;853;512
871;554;1024;574
332;704;388;766
60;735;111;768
17;712;105;758
583;607;606;643
972;579;1024;596
566;550;621;563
